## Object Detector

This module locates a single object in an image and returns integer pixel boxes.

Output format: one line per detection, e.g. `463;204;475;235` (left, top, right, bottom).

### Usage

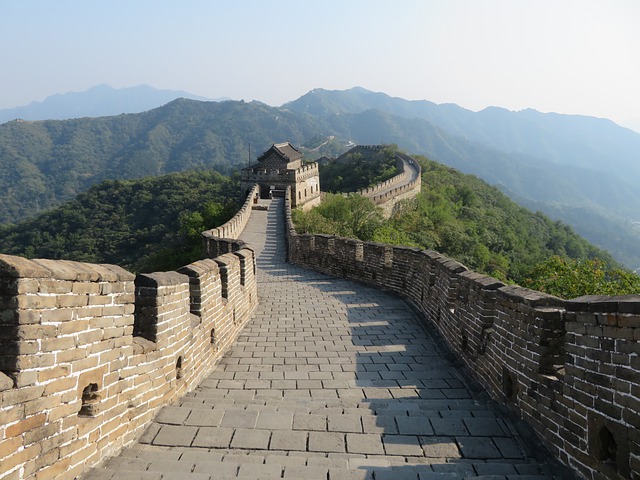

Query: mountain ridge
0;84;226;124
0;89;638;270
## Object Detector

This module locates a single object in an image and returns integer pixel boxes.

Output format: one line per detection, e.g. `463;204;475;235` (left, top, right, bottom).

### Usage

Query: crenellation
0;218;257;480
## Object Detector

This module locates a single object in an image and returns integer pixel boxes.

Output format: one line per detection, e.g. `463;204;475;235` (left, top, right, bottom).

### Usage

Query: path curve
83;199;564;480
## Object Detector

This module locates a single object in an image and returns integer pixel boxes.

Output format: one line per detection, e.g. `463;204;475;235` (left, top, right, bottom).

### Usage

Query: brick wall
285;188;640;480
0;247;257;480
202;184;259;258
347;147;422;217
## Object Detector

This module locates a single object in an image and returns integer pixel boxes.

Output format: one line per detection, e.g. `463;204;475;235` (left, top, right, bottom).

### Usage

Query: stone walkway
84;199;565;480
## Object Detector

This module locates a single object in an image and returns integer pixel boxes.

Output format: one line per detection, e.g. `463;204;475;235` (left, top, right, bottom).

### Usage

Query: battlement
285;188;640;480
201;184;259;258
0;247;257;479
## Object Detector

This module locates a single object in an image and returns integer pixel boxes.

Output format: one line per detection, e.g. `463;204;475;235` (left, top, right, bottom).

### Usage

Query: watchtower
240;142;321;209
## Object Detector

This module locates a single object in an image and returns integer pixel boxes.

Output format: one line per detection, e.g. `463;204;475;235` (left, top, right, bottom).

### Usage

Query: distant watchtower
241;142;321;210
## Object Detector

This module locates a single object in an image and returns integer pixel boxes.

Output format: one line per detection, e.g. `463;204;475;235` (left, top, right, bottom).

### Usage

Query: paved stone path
84;199;565;480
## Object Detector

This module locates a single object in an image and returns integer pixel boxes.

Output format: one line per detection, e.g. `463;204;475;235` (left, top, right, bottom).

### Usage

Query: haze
1;0;639;131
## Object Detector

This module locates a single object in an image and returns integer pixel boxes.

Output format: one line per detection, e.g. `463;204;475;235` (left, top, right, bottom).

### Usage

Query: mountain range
0;85;638;271
0;84;224;123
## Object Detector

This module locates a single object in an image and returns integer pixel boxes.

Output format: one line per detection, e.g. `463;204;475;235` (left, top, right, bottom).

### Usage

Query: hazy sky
1;0;639;130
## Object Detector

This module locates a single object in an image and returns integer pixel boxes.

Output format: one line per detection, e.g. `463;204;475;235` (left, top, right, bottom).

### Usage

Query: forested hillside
1;92;639;270
294;153;640;298
0;99;320;223
0;170;240;273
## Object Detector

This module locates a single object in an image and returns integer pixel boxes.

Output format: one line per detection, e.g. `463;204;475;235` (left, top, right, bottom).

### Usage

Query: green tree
522;256;640;299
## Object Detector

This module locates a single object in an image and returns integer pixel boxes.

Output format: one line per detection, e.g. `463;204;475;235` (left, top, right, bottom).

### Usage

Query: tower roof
257;142;303;163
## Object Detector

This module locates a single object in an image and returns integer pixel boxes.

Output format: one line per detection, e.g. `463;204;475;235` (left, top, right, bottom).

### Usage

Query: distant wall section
341;146;422;217
201;184;259;258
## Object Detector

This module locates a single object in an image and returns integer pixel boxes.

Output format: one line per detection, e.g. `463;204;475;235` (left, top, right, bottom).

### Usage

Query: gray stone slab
161;474;211;480
256;411;293;430
269;430;308;451
146;459;194;473
264;454;307;466
151;425;198;447
463;418;507;436
155;406;191;425
293;413;327;431
419;436;461;458
345;433;385;455
193;461;239;477
382;434;423;456
238;463;282;478
309;431;346;453
231;428;271;449
430;418;469;436
184;409;224;427
283;465;329;479
81;469;116;480
456;436;502;459
474;463;519;475
395;415;434;435
104;457;149;471
373;466;421;480
191;426;234;448
328;414;362;433
220;409;259;428
110;472;161;480
329;468;374;480
493;437;526;459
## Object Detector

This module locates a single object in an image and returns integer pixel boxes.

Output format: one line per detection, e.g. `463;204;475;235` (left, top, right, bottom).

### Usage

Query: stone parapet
285;187;640;480
201;184;259;258
0;246;257;480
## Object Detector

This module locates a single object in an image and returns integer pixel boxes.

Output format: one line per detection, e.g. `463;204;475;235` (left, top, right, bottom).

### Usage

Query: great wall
0;144;638;480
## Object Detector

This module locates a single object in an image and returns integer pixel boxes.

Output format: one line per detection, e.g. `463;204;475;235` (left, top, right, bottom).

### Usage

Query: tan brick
77;306;103;319
24;421;59;446
40;308;74;323
35;445;60;470
16;278;40;294
58;320;90;335
58;437;87;459
0;403;25;426
15;309;40;325
70;356;99;373
18;295;58;309
6;413;47;438
0;435;23;460
75;330;103;346
18;324;58;340
38;365;71;383
72;282;100;295
66;443;98;474
40;336;76;353
56;347;88;363
34;455;70;480
57;295;88;308
14;369;39;388
1;443;41;476
47;397;80;420
88;295;113;306
24;394;62;416
40;427;75;456
2;385;45;405
38;279;73;294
